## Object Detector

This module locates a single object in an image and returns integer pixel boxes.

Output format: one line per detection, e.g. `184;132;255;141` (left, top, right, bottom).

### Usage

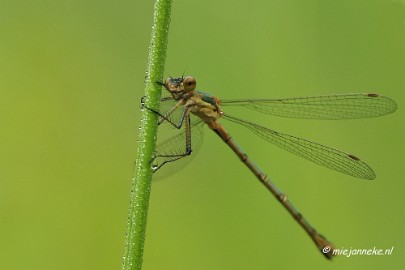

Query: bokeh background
1;0;404;269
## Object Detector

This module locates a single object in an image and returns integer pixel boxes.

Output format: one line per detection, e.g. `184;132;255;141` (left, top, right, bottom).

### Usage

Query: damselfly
145;75;397;259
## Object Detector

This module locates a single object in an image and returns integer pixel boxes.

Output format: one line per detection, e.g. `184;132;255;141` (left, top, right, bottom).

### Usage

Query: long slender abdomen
209;120;335;259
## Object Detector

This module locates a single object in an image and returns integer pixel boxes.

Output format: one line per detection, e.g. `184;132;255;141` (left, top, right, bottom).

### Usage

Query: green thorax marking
197;90;218;108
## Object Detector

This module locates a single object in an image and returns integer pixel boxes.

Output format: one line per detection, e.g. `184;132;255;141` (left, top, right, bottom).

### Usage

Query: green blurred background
1;0;404;269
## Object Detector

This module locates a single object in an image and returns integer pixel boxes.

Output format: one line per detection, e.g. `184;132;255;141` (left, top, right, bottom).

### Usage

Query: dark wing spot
348;154;360;161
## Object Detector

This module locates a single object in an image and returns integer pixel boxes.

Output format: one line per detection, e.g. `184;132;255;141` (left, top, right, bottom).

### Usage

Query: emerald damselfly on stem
144;75;397;259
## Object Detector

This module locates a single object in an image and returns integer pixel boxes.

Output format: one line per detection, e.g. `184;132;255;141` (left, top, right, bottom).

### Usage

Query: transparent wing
223;114;376;179
153;116;205;178
221;93;397;119
158;95;188;127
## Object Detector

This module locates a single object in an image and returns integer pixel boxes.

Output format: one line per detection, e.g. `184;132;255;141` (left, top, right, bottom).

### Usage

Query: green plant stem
122;0;172;269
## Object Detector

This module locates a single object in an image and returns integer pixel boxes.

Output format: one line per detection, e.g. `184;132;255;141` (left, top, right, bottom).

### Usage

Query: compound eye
183;76;196;91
